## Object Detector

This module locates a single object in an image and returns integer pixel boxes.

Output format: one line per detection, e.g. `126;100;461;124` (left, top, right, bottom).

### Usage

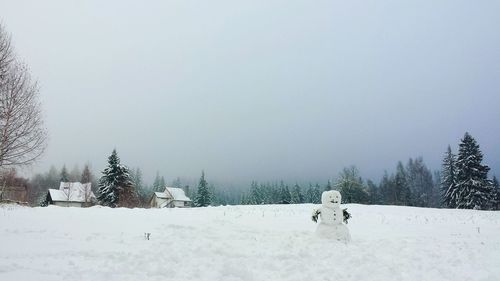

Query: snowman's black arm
312;209;321;223
343;208;351;224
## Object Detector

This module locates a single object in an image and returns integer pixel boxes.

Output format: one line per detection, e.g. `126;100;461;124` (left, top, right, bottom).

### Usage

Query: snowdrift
0;204;499;281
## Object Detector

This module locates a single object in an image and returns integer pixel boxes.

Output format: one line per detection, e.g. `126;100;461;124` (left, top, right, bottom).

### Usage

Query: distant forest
4;132;499;211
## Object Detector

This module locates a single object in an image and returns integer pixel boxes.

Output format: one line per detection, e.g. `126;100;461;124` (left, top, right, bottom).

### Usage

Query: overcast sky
1;0;499;184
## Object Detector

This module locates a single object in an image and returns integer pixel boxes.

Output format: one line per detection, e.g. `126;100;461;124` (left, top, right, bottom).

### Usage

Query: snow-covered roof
153;187;191;203
165;187;191;202
48;182;95;203
154;192;169;199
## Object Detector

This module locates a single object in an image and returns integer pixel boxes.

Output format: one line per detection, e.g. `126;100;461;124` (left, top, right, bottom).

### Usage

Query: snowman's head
322;190;341;208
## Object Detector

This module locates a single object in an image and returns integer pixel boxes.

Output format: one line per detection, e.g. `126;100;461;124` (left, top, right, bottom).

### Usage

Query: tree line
239;132;499;210
4;132;499;211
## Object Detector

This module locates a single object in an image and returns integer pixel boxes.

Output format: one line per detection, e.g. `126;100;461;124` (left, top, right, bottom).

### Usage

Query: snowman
311;190;351;241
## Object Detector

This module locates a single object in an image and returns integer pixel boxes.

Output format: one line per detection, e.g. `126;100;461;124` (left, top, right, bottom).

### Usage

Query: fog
2;0;499;184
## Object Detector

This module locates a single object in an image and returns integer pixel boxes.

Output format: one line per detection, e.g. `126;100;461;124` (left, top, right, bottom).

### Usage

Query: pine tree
304;184;314;203
60;165;69;182
172;177;182;188
160;176;166;190
325;180;333;191
493;176;499;189
267;182;280;204
290;183;304;204
194;171;211;207
492;176;500;210
249;181;263;204
312;184;322;204
261;183;273;204
81;164;92;183
131;167;150;207
455;133;492;210
378;172;392;205
279;182;291;204
441;146;458;208
406;157;434;207
394;162;411;205
366;180;380;204
69;165;81;182
97;149;134;207
336;166;369;204
432;170;442;208
152;172;163;192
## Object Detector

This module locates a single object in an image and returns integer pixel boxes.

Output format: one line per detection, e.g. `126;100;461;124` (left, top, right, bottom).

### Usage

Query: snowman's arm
343;208;351;224
312;208;321;223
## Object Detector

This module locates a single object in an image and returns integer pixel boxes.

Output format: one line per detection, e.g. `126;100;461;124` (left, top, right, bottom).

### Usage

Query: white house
46;182;96;207
150;187;191;208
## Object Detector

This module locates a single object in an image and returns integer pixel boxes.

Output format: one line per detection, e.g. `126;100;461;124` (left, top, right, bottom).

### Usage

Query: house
150;187;191;208
45;182;96;207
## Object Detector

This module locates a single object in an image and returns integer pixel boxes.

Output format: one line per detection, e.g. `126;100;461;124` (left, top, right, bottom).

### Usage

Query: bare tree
81;182;95;207
0;24;47;169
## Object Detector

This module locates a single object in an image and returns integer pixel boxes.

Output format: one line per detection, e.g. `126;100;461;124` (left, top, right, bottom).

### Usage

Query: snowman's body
312;190;351;241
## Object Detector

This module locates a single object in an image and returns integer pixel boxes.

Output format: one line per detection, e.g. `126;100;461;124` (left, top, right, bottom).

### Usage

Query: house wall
53;201;83;207
151;197;168;208
172;200;190;208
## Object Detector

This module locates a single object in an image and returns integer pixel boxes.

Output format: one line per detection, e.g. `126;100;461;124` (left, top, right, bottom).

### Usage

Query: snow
1;204;499;281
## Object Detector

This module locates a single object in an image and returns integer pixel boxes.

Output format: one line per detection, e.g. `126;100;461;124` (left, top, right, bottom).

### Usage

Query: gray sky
2;0;499;184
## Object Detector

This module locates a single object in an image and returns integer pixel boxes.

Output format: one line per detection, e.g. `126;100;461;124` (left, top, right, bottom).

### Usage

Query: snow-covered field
1;204;499;281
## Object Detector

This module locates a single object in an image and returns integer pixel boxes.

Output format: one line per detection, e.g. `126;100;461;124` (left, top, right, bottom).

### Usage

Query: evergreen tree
312;184;322;204
290;183;304;204
304;184;314;203
406;157;435;207
336;166;369;204
455;132;492;210
441;146;458;208
493;176;499;189
279;181;291;204
81;164;92;183
208;183;218;206
379;172;392;205
273;183;280;203
194;171;211;207
152;172;164;192
366;179;380;204
261;183;273;204
60;165;69;182
432;170;442;207
492;176;500;210
249;181;263;204
172;177;182;188
160;176;166;190
69;165;81;182
325;180;333;191
97;149;134;207
394;161;411;205
131;167;150;207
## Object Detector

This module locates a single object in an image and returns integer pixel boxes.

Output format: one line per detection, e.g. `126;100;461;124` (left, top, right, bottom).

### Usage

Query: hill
1;204;499;281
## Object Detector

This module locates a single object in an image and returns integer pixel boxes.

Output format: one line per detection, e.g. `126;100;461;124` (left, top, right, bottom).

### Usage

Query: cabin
150;187;191;208
46;182;96;207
